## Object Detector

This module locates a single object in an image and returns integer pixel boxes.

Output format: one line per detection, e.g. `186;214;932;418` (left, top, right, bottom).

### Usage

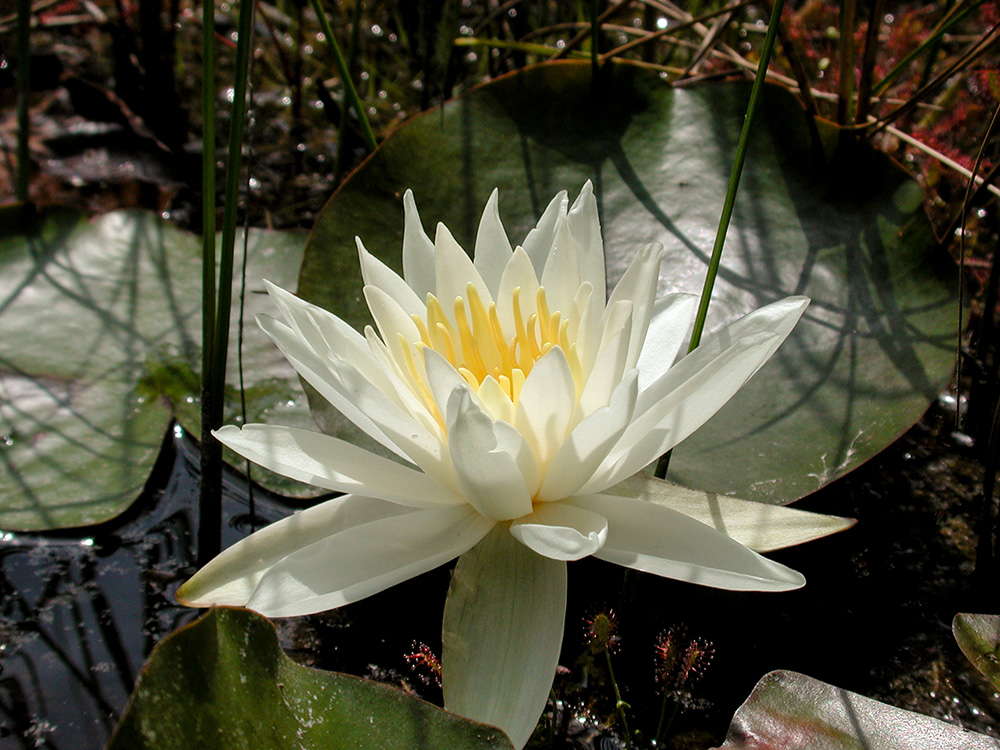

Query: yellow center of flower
398;282;585;430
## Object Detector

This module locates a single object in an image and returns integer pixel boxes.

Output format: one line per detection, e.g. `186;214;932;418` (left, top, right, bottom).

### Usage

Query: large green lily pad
107;607;515;750
714;670;998;749
0;207;315;531
299;60;958;505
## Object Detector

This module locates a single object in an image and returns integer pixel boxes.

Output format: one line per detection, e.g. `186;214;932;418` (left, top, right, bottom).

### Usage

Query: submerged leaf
107;607;515;750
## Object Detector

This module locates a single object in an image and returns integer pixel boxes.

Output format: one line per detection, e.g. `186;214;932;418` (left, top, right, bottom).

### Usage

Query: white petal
578;323;629;418
402;189;436;299
595;330;779;490
638;296;810;419
510;502;608;561
247;504;493;616
538;371;638;501
176;494;413;608
635;293;698;391
514;346;576;471
435;223;493;323
356;237;424;317
570;494;805;591
604;242;663;370
474;188;513;296
496;246;540;341
363;284;423;362
447;388;536;520
258;315;451;484
443;526;566;750
264;281;391;394
607;474;855;553
541;214;581;316
213;424;461;507
521;190;568;277
567;181;606;300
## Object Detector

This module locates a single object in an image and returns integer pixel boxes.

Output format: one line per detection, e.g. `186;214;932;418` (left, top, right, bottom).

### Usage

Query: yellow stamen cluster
402;283;584;427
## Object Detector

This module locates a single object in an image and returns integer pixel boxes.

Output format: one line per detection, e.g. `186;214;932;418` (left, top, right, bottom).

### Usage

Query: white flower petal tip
571;493;808;592
510;502;609;561
609;474;855;553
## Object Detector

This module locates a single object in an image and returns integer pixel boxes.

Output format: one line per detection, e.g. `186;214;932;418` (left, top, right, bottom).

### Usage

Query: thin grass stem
197;0;219;565
309;0;377;153
657;0;786;480
199;0;256;563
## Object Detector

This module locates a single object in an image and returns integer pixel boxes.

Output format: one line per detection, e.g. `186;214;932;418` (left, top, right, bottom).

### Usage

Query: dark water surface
2;404;998;749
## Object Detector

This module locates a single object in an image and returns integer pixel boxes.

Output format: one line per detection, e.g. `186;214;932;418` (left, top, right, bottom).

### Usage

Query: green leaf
299;60;958;505
715;670;998;749
0;207;317;531
953;613;1000;692
107;607;515;750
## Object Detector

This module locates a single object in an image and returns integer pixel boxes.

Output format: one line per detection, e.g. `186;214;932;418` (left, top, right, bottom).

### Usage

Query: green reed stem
604;648;633;749
333;0;364;186
309;0;377;153
15;0;31;202
590;0;600;78
687;0;785;351
656;0;785;480
198;0;219;564
199;0;255;563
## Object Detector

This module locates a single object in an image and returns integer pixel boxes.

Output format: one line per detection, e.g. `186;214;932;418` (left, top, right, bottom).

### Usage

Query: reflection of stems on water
604;648;632;749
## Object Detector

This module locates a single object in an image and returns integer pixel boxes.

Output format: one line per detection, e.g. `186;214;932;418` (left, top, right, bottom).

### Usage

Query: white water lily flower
178;184;852;749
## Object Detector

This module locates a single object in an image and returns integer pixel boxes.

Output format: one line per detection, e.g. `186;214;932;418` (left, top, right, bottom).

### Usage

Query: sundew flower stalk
178;184;852;748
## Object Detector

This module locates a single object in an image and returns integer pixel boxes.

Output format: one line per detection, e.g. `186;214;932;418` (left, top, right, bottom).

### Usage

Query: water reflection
0;430;295;749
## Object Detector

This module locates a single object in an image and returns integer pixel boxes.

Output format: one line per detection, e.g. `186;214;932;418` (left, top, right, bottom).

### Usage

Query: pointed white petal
246;504;493;616
635;293;698;391
177;494;413;608
594;330;778;489
541;215;581;316
538;371;638;501
570;494;805;591
521;190;568;277
363;284;423;361
258;315;451;484
635;297;808;417
474;188;513;296
510;502;608;561
496;246;540;340
447;388;536;520
607;475;855;553
578;325;629;418
605;242;663;370
435;223;493;320
263;281;393;395
356;237;425;317
443;526;567;750
402;189;437;299
514;346;576;471
567;180;606;300
477;375;516;424
213;424;461;507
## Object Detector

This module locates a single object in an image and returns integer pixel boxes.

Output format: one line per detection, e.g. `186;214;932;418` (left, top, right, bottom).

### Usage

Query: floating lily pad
714;670;999;749
0;206;315;531
107;607;515;750
299;61;958;505
954;613;1000;691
